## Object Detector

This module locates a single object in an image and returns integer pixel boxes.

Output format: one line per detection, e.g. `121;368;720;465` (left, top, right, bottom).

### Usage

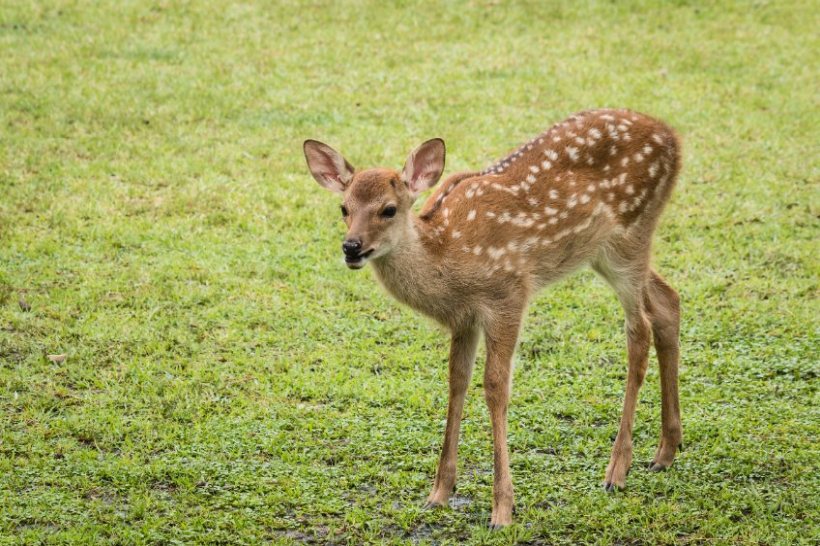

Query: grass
1;1;818;544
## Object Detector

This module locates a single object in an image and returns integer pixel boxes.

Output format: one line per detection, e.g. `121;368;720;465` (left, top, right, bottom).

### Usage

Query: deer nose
342;239;362;256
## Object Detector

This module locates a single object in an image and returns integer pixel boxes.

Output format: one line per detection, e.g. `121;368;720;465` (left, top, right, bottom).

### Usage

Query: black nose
342;239;362;256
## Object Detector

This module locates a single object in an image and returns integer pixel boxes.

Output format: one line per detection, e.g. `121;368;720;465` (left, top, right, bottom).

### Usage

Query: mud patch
448;495;472;510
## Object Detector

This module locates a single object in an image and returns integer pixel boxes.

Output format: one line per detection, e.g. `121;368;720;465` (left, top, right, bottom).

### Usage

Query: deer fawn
303;109;682;528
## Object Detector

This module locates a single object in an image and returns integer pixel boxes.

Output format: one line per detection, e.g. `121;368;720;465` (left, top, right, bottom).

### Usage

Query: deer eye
340;205;349;217
381;205;397;218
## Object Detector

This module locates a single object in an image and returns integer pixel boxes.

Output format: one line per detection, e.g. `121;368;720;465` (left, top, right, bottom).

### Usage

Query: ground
0;1;818;545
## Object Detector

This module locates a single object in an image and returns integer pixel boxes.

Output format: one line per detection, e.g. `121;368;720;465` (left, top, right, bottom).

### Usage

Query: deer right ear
303;140;355;194
402;138;446;198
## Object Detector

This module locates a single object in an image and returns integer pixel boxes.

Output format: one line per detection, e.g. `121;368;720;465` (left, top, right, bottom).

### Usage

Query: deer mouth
344;248;374;269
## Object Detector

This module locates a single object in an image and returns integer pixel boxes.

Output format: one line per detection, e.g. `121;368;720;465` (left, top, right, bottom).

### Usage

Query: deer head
303;138;446;269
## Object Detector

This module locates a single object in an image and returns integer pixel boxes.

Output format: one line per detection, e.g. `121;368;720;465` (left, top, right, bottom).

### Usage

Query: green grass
1;1;818;544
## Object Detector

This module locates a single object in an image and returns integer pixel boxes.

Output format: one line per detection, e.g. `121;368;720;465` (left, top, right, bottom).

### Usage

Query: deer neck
370;216;451;322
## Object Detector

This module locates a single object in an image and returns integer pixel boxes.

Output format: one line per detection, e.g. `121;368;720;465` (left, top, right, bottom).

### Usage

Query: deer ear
303;140;355;194
401;138;446;197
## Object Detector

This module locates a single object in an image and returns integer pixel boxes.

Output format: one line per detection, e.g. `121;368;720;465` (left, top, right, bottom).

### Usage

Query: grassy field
1;1;818;544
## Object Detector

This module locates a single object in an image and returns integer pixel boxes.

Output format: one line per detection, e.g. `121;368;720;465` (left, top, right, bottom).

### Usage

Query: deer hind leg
425;324;480;508
644;269;683;471
592;252;651;491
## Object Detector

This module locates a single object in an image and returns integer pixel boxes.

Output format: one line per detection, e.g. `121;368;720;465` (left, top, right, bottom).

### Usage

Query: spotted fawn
303;108;683;528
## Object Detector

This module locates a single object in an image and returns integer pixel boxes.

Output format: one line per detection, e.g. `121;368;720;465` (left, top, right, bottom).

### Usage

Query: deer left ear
401;138;446;197
303;140;355;194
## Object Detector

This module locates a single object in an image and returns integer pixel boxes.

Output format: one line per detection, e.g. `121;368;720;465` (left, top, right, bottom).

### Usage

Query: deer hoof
649;462;668;472
423;500;445;510
603;481;624;493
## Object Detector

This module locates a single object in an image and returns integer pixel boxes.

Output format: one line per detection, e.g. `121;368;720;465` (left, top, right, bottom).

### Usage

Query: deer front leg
483;318;521;529
425;325;480;508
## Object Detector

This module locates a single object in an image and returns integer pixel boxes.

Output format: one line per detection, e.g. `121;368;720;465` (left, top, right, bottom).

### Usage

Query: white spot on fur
522;236;539;251
634;153;644;163
545;149;558;161
487;246;506;260
452;230;461;239
526;174;536;183
652;133;664;145
554;228;571;241
625;184;635;195
573;218;592;233
541;160;552;170
580;194;591;204
621;156;629;167
566;146;579;162
549;189;559;199
544;206;558;216
511;215;535;228
467;209;476;221
529;165;539;174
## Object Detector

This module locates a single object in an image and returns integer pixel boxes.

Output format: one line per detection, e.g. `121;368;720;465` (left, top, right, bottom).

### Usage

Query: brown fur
304;108;683;528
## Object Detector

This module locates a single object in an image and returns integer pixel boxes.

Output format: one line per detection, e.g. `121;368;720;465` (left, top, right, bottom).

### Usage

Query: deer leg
644;270;683;471
425;324;480;508
483;316;521;528
605;303;651;491
592;254;652;492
